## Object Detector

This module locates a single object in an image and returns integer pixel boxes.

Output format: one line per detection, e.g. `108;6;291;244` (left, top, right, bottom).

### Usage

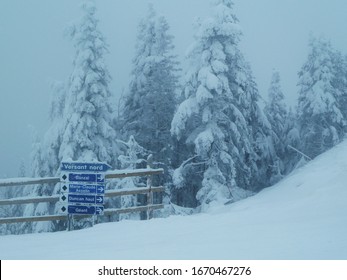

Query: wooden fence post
147;154;153;220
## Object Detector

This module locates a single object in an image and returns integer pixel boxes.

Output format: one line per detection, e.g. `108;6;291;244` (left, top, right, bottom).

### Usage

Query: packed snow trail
1;140;347;259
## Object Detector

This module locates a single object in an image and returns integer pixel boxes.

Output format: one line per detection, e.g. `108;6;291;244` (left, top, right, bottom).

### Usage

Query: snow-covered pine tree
17;2;118;233
171;0;266;210
59;1;117;166
33;81;68;233
0;160;27;235
14;81;67;235
44;81;67;177
264;71;287;183
235;61;277;189
121;5;180;181
55;1;118;230
20;134;53;234
114;136;148;221
283;107;302;173
297;37;345;158
332;51;347;130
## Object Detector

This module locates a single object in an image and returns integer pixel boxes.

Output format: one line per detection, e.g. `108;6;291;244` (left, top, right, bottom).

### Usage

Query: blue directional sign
66;194;104;205
64;183;105;195
60;161;107;217
62;173;105;183
67;205;104;215
69;194;94;204
68;205;96;215
61;162;111;172
69;173;96;182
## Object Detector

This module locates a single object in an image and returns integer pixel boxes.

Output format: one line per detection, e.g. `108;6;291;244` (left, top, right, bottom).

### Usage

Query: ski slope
1;140;347;260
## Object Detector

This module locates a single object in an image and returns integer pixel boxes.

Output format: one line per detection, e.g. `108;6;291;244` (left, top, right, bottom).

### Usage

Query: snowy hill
1;140;347;260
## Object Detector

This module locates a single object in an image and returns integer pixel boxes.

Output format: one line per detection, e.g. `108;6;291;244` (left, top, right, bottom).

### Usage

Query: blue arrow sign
96;206;104;215
66;183;105;195
66;194;104;205
96;174;105;183
63;173;105;183
68;205;96;215
95;195;104;204
61;162;111;172
68;173;96;182
96;185;105;194
68;194;96;204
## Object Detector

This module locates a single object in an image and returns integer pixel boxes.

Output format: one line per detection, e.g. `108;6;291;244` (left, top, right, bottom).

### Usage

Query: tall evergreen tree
59;1;118;165
237;62;276;189
14;81;67;234
121;5;180;177
171;0;273;210
283;107;301;173
57;1;118;229
21;134;53;233
264;71;287;183
18;2;119;233
116;136;148;220
332;51;347;128
297;37;345;158
44;81;67;177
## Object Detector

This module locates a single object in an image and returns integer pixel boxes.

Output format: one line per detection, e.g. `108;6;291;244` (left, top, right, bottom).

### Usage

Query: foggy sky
1;0;346;177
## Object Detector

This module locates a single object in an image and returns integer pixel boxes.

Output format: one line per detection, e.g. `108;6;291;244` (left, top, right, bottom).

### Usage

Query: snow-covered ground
1;140;347;260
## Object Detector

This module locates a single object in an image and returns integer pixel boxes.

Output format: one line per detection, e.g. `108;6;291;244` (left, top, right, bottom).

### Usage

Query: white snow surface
1;140;347;259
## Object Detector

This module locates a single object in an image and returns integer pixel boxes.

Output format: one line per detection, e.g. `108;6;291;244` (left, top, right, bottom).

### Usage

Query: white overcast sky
0;0;347;177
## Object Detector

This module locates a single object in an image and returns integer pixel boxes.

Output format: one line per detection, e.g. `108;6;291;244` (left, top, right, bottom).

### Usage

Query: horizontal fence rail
0;195;59;206
0;204;165;224
0;168;164;188
0;186;165;206
0;166;164;227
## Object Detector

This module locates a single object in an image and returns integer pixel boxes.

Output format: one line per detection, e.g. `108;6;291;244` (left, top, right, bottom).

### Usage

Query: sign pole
92;214;96;227
67;214;73;231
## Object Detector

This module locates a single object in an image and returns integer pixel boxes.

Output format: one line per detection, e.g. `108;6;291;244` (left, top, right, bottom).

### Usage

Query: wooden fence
0;166;164;227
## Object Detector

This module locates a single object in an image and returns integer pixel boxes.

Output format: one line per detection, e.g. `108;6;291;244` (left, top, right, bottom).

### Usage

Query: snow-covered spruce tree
54;2;118;229
264;71;287;183
0;160;27;235
332;51;347;130
121;5;180;182
19;3;117;233
283;107;301;173
297;37;345;159
43;81;67;177
33;81;67;233
14;81;67;235
20;134;52;234
59;2;117;165
236;61;276;189
171;0;271;210
114;136;148;221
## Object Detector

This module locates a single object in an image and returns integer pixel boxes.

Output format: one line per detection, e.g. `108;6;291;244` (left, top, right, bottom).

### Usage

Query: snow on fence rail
0;168;164;187
0;168;164;225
